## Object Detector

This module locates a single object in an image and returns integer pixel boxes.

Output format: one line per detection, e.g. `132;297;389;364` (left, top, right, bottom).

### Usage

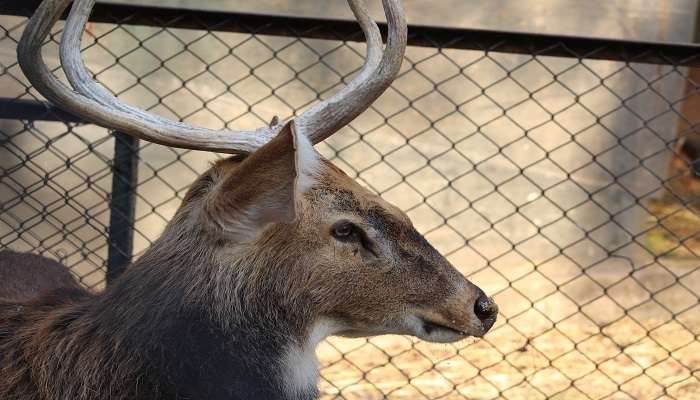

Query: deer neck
280;318;344;400
91;230;334;399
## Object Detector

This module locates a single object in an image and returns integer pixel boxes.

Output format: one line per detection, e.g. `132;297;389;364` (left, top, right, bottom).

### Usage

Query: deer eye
331;220;379;258
331;220;358;241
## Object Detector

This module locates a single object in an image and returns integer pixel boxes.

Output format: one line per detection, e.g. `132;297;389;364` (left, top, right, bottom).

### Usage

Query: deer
0;0;499;399
0;250;82;302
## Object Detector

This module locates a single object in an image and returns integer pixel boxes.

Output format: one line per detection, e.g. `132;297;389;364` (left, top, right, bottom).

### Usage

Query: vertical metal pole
107;132;139;284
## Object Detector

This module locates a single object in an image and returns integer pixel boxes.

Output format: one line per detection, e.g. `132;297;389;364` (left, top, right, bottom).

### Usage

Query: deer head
17;0;498;397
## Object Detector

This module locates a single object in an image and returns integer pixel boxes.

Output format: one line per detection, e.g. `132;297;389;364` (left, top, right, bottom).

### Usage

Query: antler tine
19;0;278;154
295;0;407;144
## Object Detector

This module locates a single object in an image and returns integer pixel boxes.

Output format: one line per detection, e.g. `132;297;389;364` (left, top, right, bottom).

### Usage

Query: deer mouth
416;317;469;343
422;319;466;336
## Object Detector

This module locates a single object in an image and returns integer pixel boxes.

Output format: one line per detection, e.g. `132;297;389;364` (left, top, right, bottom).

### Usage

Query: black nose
474;292;498;331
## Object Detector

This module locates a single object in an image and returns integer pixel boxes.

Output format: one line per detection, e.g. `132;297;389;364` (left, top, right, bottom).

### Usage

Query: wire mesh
1;5;700;399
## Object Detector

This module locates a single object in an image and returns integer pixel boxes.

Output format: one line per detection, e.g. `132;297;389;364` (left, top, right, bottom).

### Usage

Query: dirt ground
316;306;700;399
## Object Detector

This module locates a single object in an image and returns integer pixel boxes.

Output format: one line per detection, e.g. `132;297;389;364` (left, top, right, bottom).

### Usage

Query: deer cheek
331;242;361;262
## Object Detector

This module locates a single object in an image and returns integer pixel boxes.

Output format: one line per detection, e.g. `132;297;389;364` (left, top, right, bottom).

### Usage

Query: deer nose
474;291;498;332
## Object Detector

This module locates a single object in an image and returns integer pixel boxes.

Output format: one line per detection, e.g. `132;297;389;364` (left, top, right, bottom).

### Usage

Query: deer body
0;154;332;400
0;250;81;302
1;0;499;398
0;249;315;400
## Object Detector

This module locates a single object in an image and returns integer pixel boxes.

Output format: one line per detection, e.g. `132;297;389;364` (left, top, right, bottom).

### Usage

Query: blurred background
2;0;700;398
109;0;699;42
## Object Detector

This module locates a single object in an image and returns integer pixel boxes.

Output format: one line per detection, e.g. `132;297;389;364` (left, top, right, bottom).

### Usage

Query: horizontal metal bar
0;98;82;122
3;0;700;67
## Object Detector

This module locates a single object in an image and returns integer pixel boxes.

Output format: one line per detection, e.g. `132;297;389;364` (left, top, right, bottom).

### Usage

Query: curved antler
18;0;407;154
295;0;407;143
18;0;274;154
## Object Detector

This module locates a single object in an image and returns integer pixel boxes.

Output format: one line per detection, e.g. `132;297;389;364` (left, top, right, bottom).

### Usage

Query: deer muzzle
411;283;499;343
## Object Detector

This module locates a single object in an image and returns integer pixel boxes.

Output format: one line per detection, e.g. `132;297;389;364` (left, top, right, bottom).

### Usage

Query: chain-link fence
2;1;700;399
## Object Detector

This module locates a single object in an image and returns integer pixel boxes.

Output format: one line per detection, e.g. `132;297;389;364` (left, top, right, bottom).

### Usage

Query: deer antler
18;0;407;154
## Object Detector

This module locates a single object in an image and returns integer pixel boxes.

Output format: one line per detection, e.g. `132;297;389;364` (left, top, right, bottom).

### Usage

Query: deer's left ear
204;121;320;241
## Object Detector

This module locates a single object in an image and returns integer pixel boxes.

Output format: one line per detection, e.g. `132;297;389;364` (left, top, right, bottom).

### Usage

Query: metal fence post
106;132;139;284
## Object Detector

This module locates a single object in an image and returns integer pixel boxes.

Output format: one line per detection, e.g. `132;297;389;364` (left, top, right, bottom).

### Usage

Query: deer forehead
312;162;411;224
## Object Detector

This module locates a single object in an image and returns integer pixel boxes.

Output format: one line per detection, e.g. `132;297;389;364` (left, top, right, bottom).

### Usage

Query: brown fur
0;251;81;302
0;124;495;400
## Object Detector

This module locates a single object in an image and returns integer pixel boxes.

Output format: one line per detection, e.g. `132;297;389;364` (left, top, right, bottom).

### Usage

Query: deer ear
205;121;320;241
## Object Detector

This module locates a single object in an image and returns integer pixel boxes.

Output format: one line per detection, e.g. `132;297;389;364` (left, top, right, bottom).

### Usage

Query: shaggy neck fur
0;219;328;400
114;219;326;399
